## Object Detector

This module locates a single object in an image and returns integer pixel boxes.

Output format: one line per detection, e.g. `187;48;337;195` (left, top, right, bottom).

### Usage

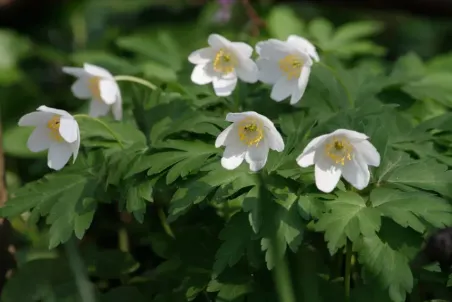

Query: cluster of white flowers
17;32;381;194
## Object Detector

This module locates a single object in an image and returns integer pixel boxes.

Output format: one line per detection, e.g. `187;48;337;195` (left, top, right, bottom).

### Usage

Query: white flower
215;111;284;171
296;129;380;193
256;35;319;105
188;34;259;97
62;63;122;120
18;106;80;171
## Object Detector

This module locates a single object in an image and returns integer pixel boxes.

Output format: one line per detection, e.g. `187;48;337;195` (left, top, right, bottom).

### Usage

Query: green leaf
267;5;305;40
100;287;146;302
124;180;154;223
402;72;452;107
370;188;452;233
331;21;383;46
83;248;140;279
315;191;381;254
356;234;413;302
388;52;425;85
308;18;333;47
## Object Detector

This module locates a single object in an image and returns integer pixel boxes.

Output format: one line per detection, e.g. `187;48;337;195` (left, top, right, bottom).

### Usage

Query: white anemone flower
296;129;380;193
62;63;122;120
188;33;259;97
215;111;284;171
256;35;319;105
18;106;80;171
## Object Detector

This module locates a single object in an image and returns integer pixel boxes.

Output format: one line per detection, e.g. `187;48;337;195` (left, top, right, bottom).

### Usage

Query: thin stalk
344;239;353;302
118;227;129;253
272;249;297;302
157;207;175;238
114;75;157;91
73;114;125;149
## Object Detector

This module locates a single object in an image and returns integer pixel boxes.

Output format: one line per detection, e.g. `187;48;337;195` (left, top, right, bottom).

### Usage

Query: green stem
118;227;129;252
316;61;353;108
157;207;175;238
344;239;353;302
73;114;125;149
272;248;297;302
114;75;157;91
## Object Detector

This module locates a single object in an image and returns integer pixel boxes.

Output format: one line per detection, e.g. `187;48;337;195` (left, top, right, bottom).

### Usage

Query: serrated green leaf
388;52;425;85
125;180;154;223
403;72;452;107
315;191;381;254
371;188;452;233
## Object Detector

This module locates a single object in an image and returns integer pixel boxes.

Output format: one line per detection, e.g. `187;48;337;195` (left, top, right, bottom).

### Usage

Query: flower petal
47;142;73;170
37;106;72;118
221;144;246;170
296;134;329;167
270;77;294;102
342;155;370;190
83;63;113;78
245;140;269;172
59;116;79;143
235;58;258;83
331;129;368;142
314;158;342;193
18;111;53;127
287;35;320;62
99;79;119;105
112;95;123;121
290;65;311;105
256;58;282;84
191;64;213;85
62;66;86;77
354;140;380;167
215;124;234;147
71;126;81;163
188;47;214;64
71;77;91;99
231;42;253;57
256;39;290;59
212;75;237;96
89;100;110;118
27;127;52;152
296;151;315;167
208;34;230;49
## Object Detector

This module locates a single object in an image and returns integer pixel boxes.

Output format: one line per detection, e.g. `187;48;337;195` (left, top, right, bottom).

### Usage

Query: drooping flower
215;111;284;171
188;34;259;97
18;106;80;171
296;129;380;193
62;63;122;120
256;35;319;105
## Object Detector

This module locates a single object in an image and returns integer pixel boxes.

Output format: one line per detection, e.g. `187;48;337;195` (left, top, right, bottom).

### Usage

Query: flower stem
344;239;353;302
73;114;125;149
316;61;353;108
157;207;175;238
114;75;157;91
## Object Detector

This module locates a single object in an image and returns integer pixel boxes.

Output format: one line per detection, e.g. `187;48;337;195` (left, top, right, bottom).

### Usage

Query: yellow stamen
279;54;303;80
213;48;236;74
237;118;264;146
47;115;63;141
324;137;353;165
88;76;101;99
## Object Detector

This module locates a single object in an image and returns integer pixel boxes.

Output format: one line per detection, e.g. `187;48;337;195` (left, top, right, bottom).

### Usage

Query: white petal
330;129;368;142
71;126;81;163
290;66;311;105
59;117;79;143
342;155;370;190
245;141;269;172
354;140;380;167
27;127;52;152
112;95;123;121
213;76;237;97
99;79;119;105
62;66;86;77
18;111;53;127
89;100;110;118
287;35;319;62
296;134;329;167
256;58;282;84
314;158;342;193
225;111;261;122
188;47;214;64
235;58;258;83
37;106;72;118
191;64;213;85
270;78;294;102
71;78;91;99
263;126;284;152
208;34;230;49
215;124;234;148
47;142;73;170
231;42;253;57
221;144;246;170
83;63;113;79
255;39;290;59
296;151;315;167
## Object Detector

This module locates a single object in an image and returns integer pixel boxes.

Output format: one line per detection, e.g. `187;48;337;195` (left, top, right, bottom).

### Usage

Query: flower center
237;118;264;146
325;137;353;165
279;54;303;80
47;115;63;141
88;76;101;100
213;48;236;74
